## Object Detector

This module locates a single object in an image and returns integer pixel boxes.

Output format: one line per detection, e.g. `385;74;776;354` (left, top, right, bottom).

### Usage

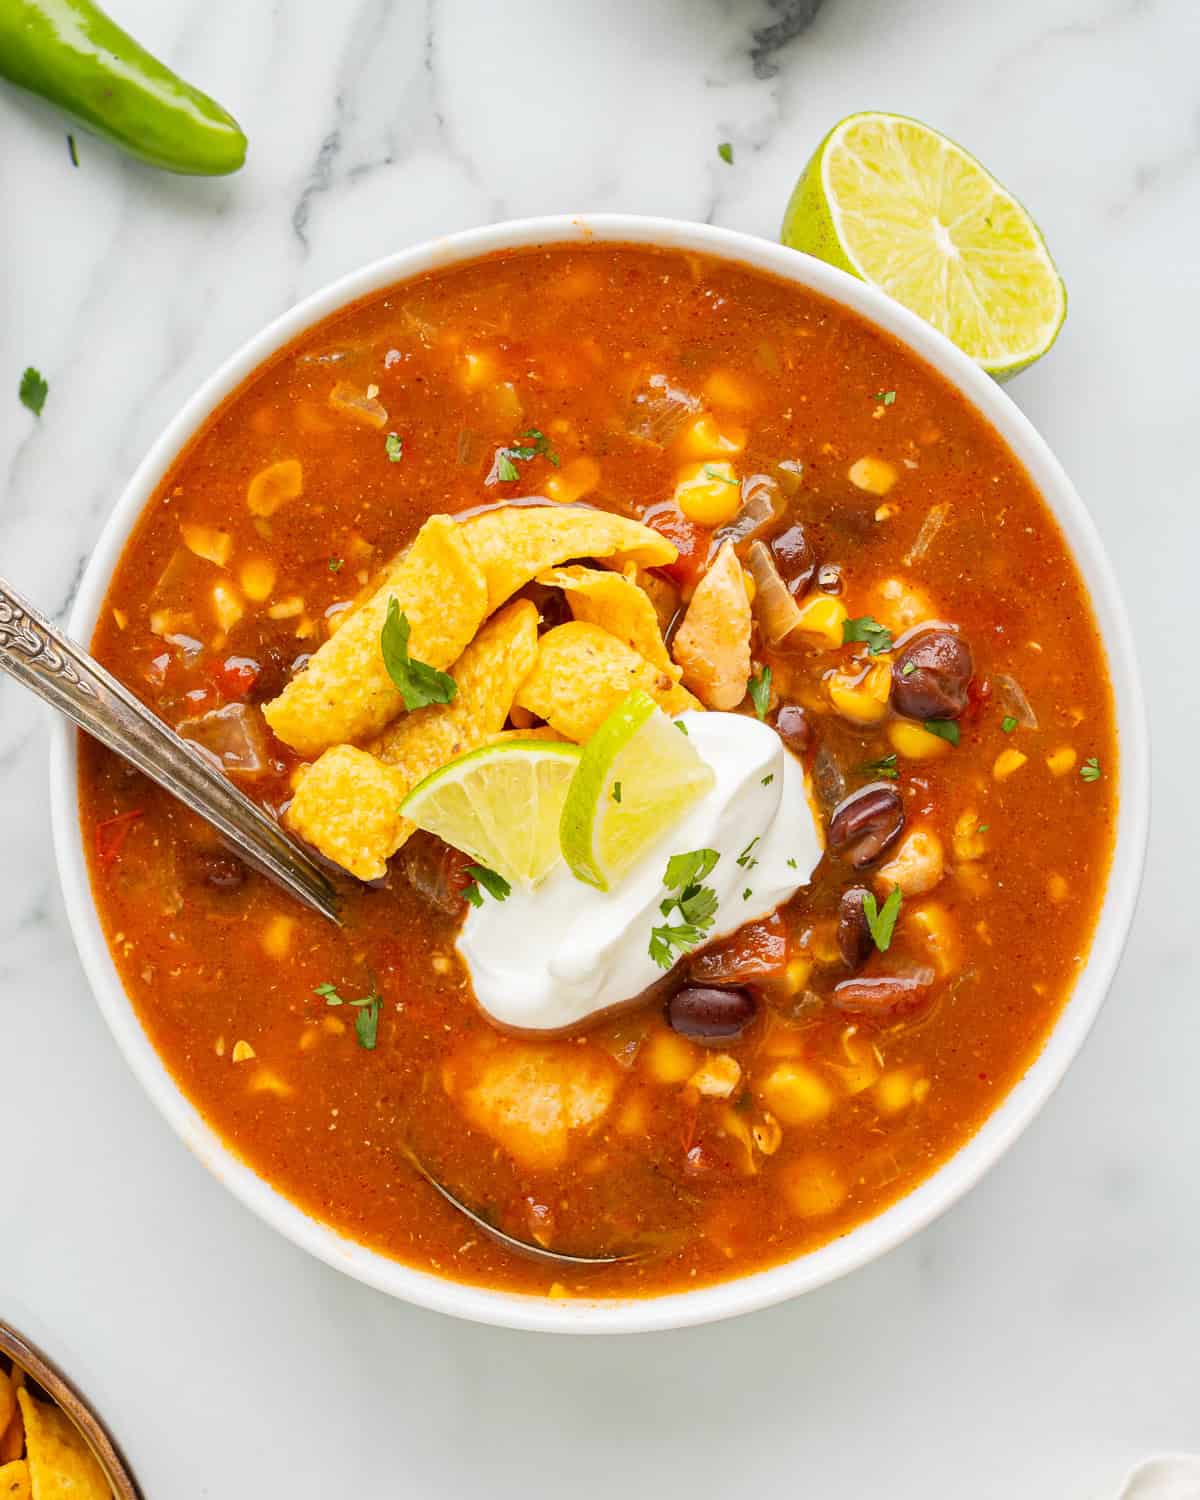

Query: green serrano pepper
0;0;246;175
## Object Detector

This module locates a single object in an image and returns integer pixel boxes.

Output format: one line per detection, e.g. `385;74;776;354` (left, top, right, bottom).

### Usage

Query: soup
78;245;1116;1298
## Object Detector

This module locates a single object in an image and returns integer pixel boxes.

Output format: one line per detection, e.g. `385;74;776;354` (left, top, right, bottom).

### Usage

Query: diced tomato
144;652;171;689
95;809;143;871
963;674;992;724
209;655;261;701
690;912;790;985
643;503;709;591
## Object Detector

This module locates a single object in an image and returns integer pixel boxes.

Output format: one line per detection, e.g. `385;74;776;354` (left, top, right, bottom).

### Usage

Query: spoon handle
0;576;340;925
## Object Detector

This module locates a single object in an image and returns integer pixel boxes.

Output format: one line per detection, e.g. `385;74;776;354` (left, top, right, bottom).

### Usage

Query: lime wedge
782;111;1066;377
401;739;582;888
560;690;714;892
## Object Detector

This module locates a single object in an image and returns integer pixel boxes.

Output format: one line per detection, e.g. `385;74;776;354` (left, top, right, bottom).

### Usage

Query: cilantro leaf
748;666;772;719
703;465;737;485
717;141;734;164
493;451;520;483
842;615;893;654
664;849;719;889
761;773;774;786
328;557;344;572
859;753;899;779
466;864;511;902
650;849;721;969
380;598;457;709
873;390;897;406
611;781;622;804
522;427;560;466
923;718;960;746
385;432;403;462
736;837;759;870
314;982;343;1003
1001;715;1018;734
742;887;752;900
675;720;689;736
463;883;483;908
353;994;381;1050
862;886;902;952
1080;757;1102;783
19;367;47;417
67;133;79;167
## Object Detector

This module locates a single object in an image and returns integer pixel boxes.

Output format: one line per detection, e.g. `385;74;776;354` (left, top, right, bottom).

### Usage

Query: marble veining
1;1;1197;1496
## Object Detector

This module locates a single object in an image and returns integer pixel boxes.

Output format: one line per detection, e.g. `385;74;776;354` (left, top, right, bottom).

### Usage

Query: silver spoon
0;576;340;924
400;1147;640;1267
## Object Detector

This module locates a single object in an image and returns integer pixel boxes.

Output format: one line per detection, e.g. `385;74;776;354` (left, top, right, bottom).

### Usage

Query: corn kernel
261;913;295;960
848;456;898;495
248;1067;292;1097
792;593;848;650
673;460;741;527
112;608;128;630
544;455;601;504
871;576;936;635
267;595;304;620
828;659;892;725
953;809;988;862
240;558;276;602
1046;746;1077;776
247;458;303;517
874;502;899;521
643;1029;698;1085
888;718;951;761
828;1028;881;1095
690;1054;742;1098
181;522;233;568
1047;872;1070;902
231;1039;256;1063
214;1035;225;1057
761;1062;833;1126
322;1015;346;1036
808;921;842;966
211;581;243;633
548;1282;570;1299
457;349;496;390
676;412;746;460
616;1095;648;1135
993;747;1028;781
874;1070;916;1115
912;1078;931;1103
752;1114;783;1155
298;1028;319;1052
907;901;959;976
782;1155;847;1217
956;862;991;897
784;956;813;995
702;369;756;410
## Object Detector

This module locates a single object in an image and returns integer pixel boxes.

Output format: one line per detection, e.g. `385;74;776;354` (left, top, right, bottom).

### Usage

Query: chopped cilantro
873;390;897;406
611;780;622;804
488;427;559;484
901;662;917;677
786;857;798;870
703;465;737;485
1080;757;1102;783
463;884;483;909
748;666;772;719
675;720;690;735
717;141;734;164
977;824;989;833
736;837;759;870
862;886;902;952
1001;715;1018;734
923;719;960;746
761;773;774;786
842;616;893;655
351;993;381;1050
493;451;520;483
385;432;403;462
314;982;342;1003
19;367;47;417
742;887;752;900
67;133;79;167
381;598;456;709
328;557;344;573
650;849;720;969
466;864;511;903
859;753;899;779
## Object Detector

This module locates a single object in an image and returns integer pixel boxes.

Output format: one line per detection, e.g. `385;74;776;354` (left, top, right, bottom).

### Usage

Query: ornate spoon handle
0;576;340;925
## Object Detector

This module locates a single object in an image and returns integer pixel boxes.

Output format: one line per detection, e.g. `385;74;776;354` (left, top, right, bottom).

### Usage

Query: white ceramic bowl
49;215;1149;1334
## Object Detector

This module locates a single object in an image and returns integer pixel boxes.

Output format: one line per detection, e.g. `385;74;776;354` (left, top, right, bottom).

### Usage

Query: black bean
890;628;973;721
828;782;905;868
838;887;873;969
771;524;815;593
773;704;811;755
666;985;758;1044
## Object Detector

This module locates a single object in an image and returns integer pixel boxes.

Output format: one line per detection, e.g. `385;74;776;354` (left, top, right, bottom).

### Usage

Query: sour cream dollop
458;712;824;1032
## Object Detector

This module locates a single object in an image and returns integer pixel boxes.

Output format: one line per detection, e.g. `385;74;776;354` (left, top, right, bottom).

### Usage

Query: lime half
782;111;1066;377
401;739;582;888
560;691;715;892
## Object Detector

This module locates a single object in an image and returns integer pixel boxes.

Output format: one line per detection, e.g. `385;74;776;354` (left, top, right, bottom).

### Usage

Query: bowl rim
48;213;1150;1334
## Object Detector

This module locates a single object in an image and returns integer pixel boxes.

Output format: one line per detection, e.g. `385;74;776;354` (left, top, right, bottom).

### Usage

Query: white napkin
1119;1457;1200;1499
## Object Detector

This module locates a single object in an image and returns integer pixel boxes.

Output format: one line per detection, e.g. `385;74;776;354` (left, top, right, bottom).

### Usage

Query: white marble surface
1;0;1196;1494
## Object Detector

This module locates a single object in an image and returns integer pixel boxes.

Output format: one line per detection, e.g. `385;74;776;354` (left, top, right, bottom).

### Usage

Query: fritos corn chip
264;516;487;757
515;622;699;742
460;505;676;612
537;565;679;679
286;601;539;879
17;1390;109;1500
0;1461;29;1500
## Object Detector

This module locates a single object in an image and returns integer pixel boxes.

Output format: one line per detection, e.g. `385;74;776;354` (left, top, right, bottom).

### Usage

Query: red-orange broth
79;245;1116;1297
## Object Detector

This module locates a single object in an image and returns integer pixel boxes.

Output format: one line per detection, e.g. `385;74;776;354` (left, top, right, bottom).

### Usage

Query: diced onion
994;672;1038;729
712;474;787;553
746;540;803;645
625;373;699;445
903;502;950;565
